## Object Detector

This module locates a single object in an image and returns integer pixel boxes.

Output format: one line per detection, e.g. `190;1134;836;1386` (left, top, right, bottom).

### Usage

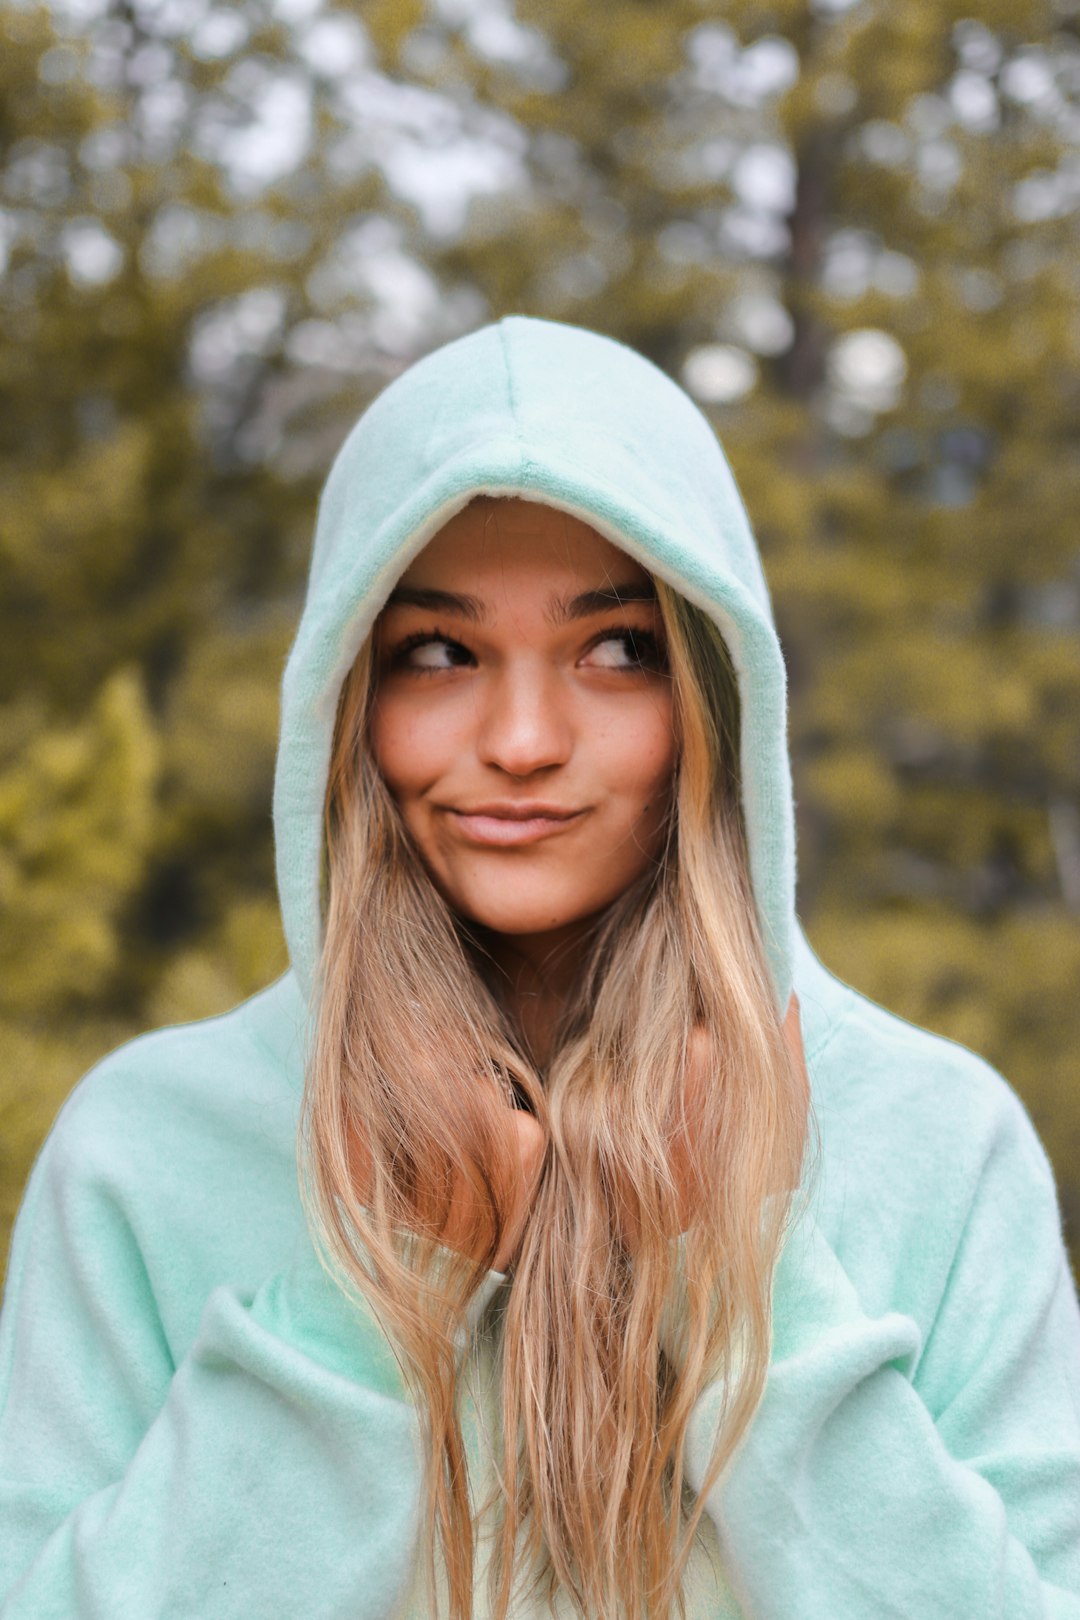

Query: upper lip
449;802;583;821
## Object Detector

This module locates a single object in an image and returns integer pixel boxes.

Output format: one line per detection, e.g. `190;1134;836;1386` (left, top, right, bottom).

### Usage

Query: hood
273;315;797;1014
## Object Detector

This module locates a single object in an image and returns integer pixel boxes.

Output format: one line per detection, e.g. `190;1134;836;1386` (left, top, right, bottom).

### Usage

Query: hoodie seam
806;1004;856;1069
498;320;533;478
237;976;308;1082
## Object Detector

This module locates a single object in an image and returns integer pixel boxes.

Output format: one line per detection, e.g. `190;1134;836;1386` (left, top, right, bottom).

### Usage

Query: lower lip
448;811;584;847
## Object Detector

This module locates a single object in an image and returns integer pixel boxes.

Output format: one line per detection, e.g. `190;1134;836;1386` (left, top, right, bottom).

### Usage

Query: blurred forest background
2;0;1079;1284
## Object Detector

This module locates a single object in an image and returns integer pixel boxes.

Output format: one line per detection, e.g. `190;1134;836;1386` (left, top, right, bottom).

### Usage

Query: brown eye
390;632;474;673
583;630;666;671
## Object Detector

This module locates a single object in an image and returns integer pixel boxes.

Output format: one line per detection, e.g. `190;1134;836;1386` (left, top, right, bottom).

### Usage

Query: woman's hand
501;1109;550;1270
346;1106;548;1274
782;991;807;1087
451;1108;547;1273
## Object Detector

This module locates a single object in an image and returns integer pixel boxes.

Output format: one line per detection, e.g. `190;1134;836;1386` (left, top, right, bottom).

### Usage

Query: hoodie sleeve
0;1124;503;1620
674;1084;1080;1619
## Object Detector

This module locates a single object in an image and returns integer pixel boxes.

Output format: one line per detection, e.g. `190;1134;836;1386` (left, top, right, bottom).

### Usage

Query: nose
475;659;573;779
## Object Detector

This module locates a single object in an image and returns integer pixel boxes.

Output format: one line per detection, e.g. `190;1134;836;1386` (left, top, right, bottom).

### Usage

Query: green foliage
2;0;1078;1286
0;668;158;1010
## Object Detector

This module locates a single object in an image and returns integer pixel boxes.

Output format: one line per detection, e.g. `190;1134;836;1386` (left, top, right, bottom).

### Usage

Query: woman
1;317;1078;1619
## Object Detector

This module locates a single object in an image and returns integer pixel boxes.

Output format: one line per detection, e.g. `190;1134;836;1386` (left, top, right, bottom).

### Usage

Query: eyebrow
383;586;486;622
384;581;658;626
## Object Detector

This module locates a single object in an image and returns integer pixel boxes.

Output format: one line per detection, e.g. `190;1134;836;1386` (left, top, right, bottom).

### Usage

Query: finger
493;1111;548;1270
783;991;805;1074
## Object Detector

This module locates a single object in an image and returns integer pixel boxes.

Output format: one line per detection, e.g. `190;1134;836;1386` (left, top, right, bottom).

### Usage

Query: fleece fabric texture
1;315;1079;1619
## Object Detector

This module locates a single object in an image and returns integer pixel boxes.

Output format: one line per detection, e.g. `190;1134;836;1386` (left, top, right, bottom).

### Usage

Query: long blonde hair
300;514;813;1619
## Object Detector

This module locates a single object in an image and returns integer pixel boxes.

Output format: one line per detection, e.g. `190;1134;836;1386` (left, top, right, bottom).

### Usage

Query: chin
460;907;589;939
450;888;604;941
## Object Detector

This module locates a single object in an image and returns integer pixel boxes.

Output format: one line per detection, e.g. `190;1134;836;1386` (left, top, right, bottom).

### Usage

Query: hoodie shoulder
13;976;312;1356
802;963;1062;1335
39;975;308;1228
795;927;1032;1150
813;971;1039;1146
64;973;304;1110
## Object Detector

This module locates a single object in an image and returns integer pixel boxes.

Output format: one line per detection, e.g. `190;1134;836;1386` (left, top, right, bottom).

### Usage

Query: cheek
609;695;678;808
368;693;450;799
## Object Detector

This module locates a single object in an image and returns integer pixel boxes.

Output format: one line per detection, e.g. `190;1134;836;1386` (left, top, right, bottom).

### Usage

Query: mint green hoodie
2;317;1079;1619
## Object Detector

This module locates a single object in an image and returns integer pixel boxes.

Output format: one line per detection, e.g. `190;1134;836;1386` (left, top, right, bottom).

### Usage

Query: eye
583;629;667;672
389;631;475;673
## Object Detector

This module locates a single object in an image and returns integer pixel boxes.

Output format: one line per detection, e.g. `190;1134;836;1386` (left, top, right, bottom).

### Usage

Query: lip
446;804;586;847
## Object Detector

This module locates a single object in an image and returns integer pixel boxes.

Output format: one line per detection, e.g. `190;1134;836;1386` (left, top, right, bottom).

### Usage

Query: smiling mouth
446;808;586;847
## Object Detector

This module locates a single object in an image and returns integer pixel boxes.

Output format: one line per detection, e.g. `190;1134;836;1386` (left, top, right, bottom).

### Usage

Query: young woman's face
369;498;677;955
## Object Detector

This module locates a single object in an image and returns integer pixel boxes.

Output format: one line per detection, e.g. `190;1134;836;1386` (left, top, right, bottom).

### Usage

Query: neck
470;921;592;1069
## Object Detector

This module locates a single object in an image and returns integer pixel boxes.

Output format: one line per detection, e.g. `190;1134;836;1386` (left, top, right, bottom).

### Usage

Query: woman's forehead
398;496;653;590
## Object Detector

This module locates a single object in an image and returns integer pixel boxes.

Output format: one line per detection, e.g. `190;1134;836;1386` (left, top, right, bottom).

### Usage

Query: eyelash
593;628;667;671
388;628;468;673
387;626;667;675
